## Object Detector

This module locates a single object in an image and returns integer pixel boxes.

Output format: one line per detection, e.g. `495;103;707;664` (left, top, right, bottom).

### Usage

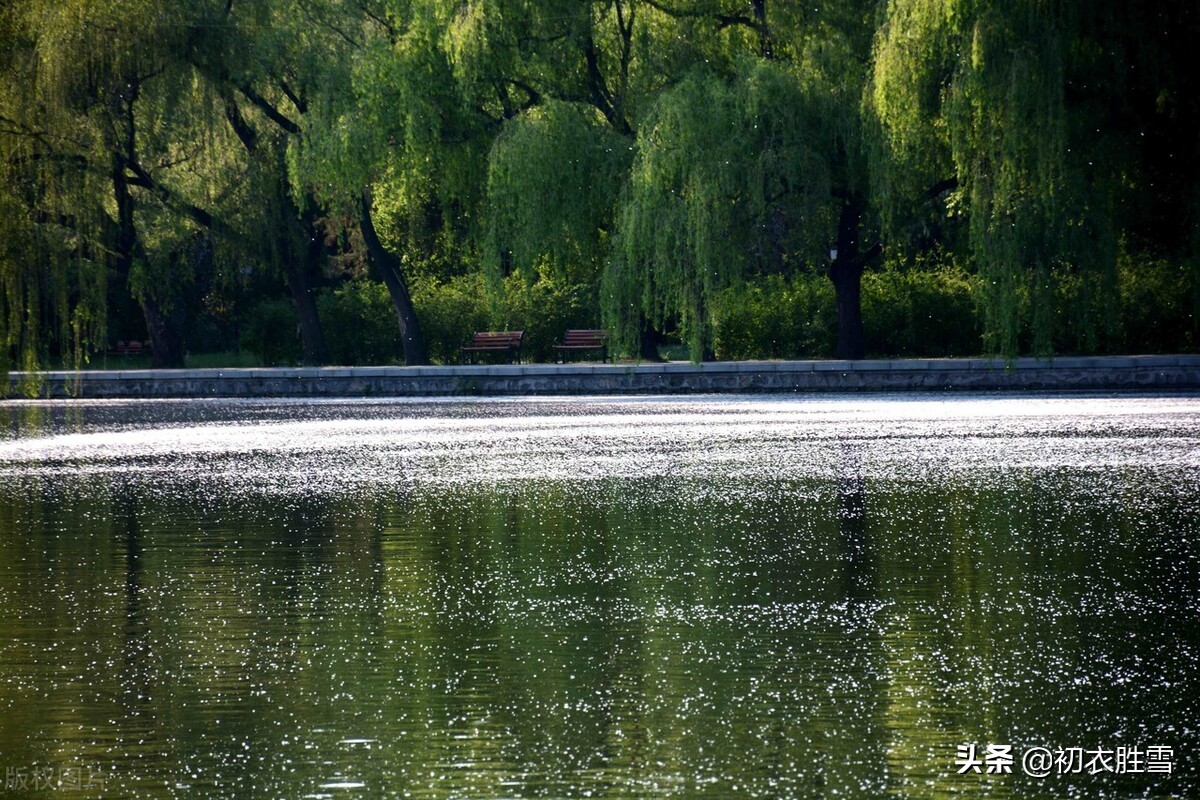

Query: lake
0;395;1196;798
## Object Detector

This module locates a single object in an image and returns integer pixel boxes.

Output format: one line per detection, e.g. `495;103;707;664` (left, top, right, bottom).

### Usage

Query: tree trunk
831;262;865;360
142;295;186;368
284;227;329;365
222;92;330;366
828;196;872;361
753;0;773;58
282;200;330;365
639;318;663;362
112;151;186;368
285;267;327;366
359;192;429;366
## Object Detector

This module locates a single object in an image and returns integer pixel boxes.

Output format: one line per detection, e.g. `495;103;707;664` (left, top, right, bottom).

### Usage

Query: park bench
460;331;524;364
109;339;151;357
553;329;610;363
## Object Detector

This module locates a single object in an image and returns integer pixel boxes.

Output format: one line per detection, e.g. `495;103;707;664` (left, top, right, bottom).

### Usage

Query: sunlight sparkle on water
0;394;1196;798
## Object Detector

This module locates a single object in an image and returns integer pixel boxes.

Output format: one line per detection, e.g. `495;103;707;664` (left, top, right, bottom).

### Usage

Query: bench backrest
470;331;523;347
561;329;609;345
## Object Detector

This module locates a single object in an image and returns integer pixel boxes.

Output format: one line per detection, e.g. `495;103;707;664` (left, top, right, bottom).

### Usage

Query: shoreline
4;355;1200;399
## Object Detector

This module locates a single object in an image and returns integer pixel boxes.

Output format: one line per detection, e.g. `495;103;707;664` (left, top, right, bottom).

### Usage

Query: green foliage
866;0;956;234
410;274;491;365
317;281;404;366
607;59;837;360
293;2;486;256
1050;264;1123;355
2;0;1198;370
0;0;117;370
491;273;595;362
862;259;981;357
411;272;594;364
239;299;301;367
866;0;1164;357
712;275;836;360
184;351;261;369
486;101;631;286
1117;252;1196;354
713;261;982;360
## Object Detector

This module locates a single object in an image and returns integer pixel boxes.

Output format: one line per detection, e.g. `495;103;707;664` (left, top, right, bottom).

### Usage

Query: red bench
553;329;610;363
460;331;524;364
108;340;152;357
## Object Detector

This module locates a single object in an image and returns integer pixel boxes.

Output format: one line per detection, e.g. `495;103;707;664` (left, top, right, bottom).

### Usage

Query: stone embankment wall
5;355;1199;399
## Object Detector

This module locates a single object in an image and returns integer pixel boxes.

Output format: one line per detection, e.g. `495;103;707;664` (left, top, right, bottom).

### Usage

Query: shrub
711;274;836;360
410;272;595;363
1118;253;1196;353
712;260;982;360
1042;259;1125;355
317;281;403;365
410;274;491;364
492;273;595;362
238;298;300;366
862;263;981;356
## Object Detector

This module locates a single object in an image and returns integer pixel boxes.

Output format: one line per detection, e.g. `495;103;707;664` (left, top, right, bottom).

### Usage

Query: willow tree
485;101;632;293
0;0;127;371
0;140;110;376
0;0;235;368
867;0;1185;355
182;0;338;365
0;7;93;374
606;60;836;359
449;0;714;359
284;0;510;366
294;0;670;363
599;0;881;360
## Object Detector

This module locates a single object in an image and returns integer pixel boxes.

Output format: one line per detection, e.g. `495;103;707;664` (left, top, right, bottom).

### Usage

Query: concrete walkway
4;355;1200;399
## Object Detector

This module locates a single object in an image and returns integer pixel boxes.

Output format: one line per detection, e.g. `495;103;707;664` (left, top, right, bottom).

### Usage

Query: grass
185;351;262;369
57;350;265;371
657;343;692;362
51;345;693;370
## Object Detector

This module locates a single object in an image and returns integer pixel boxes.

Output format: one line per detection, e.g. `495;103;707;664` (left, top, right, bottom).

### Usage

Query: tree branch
640;0;759;33
9;152;91;172
125;159;219;232
354;0;398;41
583;30;630;135
296;0;364;50
236;83;302;136
926;176;958;200
616;0;635;116
221;91;259;152
278;79;308;115
508;79;542;111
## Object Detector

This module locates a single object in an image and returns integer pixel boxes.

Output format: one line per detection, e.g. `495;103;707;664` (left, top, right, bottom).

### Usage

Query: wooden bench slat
553;329;610;363
460;330;524;364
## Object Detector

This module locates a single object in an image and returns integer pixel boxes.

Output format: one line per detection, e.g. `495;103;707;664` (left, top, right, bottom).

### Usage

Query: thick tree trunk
141;295;186;369
283;200;330;365
284;229;328;365
359;192;429;366
285;267;327;366
753;0;772;58
639;319;663;362
828;196;872;361
112;151;186;368
831;263;865;360
222;92;330;365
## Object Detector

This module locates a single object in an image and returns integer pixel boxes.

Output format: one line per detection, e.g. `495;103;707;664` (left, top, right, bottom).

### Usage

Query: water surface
0;395;1197;798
